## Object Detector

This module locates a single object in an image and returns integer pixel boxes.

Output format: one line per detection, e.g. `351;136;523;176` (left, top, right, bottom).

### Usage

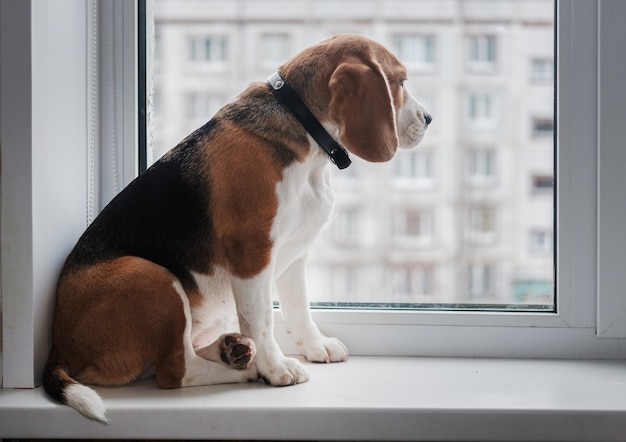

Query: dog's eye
399;79;407;87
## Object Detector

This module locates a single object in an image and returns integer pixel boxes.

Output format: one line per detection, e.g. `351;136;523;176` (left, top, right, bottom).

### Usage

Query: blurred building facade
151;0;554;307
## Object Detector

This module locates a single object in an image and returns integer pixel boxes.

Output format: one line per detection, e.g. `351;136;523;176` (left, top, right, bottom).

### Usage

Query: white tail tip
64;383;110;423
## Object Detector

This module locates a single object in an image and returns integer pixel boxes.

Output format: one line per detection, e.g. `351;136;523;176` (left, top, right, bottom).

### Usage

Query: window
392;150;434;189
467;206;496;244
260;33;291;67
392;34;436;72
532;117;554;137
189;35;227;64
330;266;360;299
467;149;496;185
531;58;554;81
389;265;433;298
532;174;554;194
530;229;553;253
467;34;497;72
393;208;434;246
467;92;499;129
7;3;626;440
148;2;551;307
7;0;626;400
468;264;495;299
332;207;361;246
188;93;223;129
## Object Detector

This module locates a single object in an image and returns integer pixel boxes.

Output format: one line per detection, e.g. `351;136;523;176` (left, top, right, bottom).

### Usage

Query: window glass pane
149;0;555;311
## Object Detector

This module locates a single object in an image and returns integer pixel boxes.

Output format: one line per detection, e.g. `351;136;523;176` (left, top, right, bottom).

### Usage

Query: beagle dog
43;33;431;422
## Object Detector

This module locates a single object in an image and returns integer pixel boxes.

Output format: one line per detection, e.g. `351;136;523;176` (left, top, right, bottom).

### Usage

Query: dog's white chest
272;151;334;275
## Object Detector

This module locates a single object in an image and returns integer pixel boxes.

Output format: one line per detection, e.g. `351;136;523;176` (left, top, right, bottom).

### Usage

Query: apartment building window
532;174;554;194
189;93;223;124
393;208;434;246
331;266;360;299
467;34;497;72
467;92;499;129
532;117;554;137
468;264;495;299
530;230;553;253
189;35;227;64
467;149;496;186
393;150;434;188
467;206;496;244
392;34;436;72
260;33;291;67
333;207;361;246
531;58;554;81
389;265;433;297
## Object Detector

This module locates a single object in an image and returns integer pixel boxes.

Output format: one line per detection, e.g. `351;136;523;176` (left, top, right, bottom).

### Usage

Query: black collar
267;72;351;170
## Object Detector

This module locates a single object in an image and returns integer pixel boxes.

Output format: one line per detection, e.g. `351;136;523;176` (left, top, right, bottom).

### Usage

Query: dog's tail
43;346;109;423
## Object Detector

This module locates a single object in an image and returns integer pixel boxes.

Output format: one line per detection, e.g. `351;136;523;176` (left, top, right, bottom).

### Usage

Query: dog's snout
423;111;433;126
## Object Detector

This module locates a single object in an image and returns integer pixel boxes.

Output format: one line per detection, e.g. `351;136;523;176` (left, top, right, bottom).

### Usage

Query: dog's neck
267;71;351;170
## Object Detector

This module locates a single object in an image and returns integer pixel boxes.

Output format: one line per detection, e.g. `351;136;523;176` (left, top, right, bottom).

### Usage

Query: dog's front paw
298;336;349;363
219;333;256;370
257;356;310;386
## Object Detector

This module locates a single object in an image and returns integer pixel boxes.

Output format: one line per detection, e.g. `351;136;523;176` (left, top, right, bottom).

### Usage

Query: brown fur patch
53;257;188;388
205;121;287;279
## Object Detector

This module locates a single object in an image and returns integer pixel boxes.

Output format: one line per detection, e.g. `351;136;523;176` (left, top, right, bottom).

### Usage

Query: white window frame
2;0;626;394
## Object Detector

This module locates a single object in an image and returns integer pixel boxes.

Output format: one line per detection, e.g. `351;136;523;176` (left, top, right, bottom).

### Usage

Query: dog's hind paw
219;333;256;370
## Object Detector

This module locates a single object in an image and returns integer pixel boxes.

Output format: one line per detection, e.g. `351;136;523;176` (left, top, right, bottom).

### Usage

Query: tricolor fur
43;34;431;422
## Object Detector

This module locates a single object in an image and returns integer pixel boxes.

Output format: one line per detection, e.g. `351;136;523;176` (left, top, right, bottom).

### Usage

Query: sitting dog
43;33;431;422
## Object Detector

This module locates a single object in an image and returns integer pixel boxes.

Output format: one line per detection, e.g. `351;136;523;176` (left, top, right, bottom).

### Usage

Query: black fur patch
63;120;218;291
42;358;70;405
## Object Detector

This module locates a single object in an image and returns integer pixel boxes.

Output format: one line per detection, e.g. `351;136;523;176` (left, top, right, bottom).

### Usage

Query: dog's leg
231;268;310;386
276;254;349;363
170;282;258;387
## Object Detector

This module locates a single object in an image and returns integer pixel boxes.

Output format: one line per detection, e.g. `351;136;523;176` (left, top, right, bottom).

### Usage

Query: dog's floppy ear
328;61;399;162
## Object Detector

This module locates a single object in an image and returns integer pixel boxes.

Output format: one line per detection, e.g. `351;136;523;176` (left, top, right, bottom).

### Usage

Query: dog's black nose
424;112;433;126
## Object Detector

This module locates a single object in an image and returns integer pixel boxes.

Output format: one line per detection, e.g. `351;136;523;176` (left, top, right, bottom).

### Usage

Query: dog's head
280;33;432;163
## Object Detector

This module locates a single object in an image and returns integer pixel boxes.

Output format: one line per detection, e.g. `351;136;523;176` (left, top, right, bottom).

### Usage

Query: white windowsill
1;356;626;441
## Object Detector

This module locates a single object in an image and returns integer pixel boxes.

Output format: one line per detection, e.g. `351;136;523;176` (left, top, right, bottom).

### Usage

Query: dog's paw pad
219;333;256;370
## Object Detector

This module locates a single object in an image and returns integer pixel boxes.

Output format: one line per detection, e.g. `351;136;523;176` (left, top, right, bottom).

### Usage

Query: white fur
172;280;256;387
397;87;428;149
64;383;109;423
190;268;238;348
